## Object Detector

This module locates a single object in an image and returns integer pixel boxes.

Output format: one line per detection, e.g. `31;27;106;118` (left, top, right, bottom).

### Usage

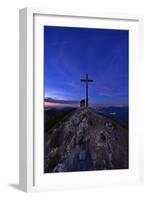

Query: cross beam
81;74;93;107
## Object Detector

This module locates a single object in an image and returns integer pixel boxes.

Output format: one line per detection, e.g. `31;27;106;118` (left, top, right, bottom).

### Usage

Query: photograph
44;26;129;173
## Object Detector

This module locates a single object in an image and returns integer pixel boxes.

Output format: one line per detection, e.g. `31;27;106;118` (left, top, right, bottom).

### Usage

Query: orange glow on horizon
44;101;78;108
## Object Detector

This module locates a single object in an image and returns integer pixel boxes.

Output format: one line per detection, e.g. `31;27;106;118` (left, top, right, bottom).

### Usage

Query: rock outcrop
44;108;128;173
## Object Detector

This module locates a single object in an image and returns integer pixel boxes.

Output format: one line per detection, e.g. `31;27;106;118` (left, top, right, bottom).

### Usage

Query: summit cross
81;74;94;107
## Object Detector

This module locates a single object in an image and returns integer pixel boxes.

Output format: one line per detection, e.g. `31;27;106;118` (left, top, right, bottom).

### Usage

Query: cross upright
81;74;94;107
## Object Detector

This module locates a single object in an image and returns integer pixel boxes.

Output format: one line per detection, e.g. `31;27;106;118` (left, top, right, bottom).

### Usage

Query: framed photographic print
19;8;144;192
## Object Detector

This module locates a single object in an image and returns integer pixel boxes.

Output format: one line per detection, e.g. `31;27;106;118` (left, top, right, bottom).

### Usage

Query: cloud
99;93;112;97
44;97;79;108
97;85;113;97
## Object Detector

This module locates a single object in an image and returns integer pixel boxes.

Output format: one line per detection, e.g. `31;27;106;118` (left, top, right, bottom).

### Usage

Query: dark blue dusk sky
44;26;128;107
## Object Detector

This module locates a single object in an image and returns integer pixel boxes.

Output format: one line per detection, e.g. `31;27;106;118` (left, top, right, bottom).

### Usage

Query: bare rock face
44;108;128;173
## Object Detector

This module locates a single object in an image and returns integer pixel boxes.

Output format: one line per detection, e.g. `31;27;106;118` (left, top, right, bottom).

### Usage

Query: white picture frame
19;7;144;192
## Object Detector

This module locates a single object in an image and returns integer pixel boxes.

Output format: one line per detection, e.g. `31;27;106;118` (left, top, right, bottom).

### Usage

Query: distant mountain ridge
97;106;128;125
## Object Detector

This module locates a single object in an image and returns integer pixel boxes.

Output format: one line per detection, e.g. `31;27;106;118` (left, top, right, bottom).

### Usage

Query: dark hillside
44;108;76;132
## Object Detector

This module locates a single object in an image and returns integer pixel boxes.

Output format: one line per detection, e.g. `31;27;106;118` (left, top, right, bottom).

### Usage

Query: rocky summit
44;108;128;173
